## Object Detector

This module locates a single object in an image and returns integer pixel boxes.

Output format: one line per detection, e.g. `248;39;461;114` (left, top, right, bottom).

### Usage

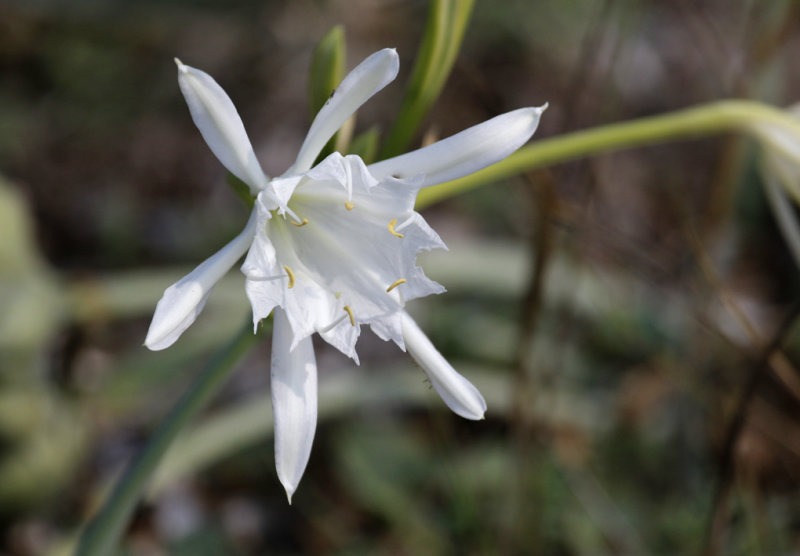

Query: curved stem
75;321;259;556
416;100;799;208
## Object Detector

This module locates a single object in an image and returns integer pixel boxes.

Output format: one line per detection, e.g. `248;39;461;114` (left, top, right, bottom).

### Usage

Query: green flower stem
416;100;798;209
75;321;259;556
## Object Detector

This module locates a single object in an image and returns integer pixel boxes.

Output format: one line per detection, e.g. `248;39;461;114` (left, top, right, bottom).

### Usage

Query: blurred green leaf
225;172;255;207
309;25;346;118
380;0;474;158
75;322;259;556
0;179;64;373
347;127;380;163
0;391;86;511
309;25;348;161
0;181;43;273
334;422;447;552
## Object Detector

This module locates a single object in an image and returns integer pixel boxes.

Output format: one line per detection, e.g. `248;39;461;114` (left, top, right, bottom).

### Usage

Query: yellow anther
292;218;309;227
386;278;407;292
344;201;354;211
335;292;342;299
283;265;296;289
387;219;404;238
343;305;355;326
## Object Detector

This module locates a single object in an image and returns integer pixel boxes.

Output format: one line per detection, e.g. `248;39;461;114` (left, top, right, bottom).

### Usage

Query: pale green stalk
416;100;800;208
75;322;259;556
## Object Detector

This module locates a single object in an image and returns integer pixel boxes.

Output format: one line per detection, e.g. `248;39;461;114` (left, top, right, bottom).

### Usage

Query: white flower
145;48;546;501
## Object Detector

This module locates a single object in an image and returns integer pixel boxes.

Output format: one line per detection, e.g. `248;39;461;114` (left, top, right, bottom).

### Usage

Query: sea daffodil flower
145;48;546;501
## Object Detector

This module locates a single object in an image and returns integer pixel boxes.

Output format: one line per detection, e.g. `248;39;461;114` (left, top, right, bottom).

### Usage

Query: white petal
287;49;399;175
176;59;268;193
318;315;361;364
269;174;304;213
370;312;405;349
283;276;339;350
145;211;257;350
368;105;547;187
401;312;486;420
241;195;279;280
271;308;318;504
243;275;281;332
305;152;379;193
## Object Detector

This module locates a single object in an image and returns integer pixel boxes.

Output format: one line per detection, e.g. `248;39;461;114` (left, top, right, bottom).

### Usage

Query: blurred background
2;0;800;554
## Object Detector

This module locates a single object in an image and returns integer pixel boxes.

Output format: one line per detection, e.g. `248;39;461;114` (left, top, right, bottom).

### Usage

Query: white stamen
318;313;348;334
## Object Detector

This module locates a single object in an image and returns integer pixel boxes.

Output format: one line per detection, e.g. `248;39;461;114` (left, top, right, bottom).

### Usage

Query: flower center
265;191;409;329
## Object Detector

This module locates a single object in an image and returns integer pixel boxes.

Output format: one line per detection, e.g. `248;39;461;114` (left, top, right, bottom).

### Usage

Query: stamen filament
386;278;407;292
283;265;296;288
387;219;404;238
243;275;283;283
343;305;355;326
319;313;347;334
394;215;414;233
283;206;303;224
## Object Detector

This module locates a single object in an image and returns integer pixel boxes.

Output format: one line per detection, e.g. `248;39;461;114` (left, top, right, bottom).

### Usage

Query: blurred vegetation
2;0;800;554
